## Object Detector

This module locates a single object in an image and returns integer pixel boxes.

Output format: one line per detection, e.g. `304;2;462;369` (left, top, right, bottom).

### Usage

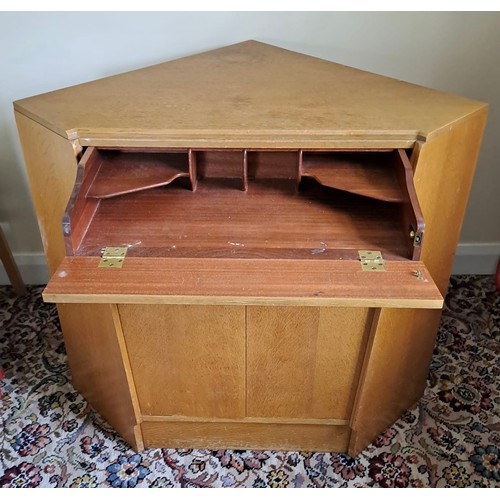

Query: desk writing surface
14;41;486;148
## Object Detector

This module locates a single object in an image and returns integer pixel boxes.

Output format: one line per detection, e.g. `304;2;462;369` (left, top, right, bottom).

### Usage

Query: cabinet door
247;306;373;420
118;304;246;419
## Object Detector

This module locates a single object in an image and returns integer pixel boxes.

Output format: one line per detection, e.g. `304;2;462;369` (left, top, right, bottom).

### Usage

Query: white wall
1;11;499;282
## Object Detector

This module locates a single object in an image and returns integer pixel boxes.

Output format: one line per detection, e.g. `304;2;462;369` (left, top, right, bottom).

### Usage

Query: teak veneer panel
14;41;485;148
63;147;424;262
43;257;443;309
301;151;404;202
87;150;190;199
73;180;411;260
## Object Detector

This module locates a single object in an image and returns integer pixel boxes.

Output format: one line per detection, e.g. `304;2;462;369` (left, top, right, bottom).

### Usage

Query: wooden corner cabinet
14;41;487;455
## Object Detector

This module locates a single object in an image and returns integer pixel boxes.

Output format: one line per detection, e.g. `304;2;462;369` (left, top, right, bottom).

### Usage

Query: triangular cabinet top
14;40;486;149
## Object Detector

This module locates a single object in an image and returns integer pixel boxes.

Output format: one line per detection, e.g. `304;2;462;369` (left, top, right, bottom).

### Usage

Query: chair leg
0;227;26;295
496;258;500;292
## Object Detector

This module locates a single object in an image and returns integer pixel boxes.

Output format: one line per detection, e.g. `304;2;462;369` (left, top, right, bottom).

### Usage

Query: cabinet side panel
57;303;142;449
349;308;441;455
349;110;487;455
414;109;488;294
119;304;246;419
15;112;78;274
247;307;372;420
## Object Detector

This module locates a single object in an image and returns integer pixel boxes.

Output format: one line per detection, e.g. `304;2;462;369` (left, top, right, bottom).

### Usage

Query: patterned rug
0;275;499;488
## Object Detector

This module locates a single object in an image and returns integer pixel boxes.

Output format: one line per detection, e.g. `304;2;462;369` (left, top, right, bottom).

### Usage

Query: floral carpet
0;275;499;488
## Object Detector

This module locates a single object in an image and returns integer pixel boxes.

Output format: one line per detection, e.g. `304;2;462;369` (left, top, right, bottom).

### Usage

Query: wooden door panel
119;304;246;418
247;306;373;420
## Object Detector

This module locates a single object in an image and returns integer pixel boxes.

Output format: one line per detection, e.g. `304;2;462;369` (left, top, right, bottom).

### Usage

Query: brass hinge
98;246;127;268
358;250;386;272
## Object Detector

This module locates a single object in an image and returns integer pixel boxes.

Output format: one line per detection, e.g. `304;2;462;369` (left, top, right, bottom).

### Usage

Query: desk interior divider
62;147;423;260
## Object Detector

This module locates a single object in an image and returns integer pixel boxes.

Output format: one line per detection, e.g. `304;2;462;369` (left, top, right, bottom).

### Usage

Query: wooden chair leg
0;227;26;295
496;257;500;292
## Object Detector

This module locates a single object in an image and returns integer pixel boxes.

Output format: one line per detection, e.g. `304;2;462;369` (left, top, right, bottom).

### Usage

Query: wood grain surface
87;149;190;198
349;308;442;456
413;109;488;294
71;177;412;260
14;113;79;273
141;420;350;452
57;303;142;449
395;148;425;260
0;226;26;295
301;151;404;202
247;307;373;420
119;304;246;418
43;257;443;308
14;41;486;149
16;41;487;455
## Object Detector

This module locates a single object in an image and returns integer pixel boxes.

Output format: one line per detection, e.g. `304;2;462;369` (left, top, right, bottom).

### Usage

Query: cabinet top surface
14;40;486;148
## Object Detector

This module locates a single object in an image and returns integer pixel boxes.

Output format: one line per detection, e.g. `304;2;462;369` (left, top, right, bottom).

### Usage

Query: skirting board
0;253;49;286
1;245;499;285
451;243;500;275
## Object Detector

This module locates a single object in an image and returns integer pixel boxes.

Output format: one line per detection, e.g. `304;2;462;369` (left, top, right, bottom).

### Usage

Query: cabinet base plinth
140;420;351;453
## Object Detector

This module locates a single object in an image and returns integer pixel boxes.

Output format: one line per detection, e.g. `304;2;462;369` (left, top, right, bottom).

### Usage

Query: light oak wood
141;415;348;426
141;420;350;452
347;110;488;455
16;41;487;454
56;303;142;449
15;112;144;450
43;257;443;309
349;308;442;455
15;113;79;273
118;304;246;418
413;109;488;294
247;307;372;420
14;41;485;149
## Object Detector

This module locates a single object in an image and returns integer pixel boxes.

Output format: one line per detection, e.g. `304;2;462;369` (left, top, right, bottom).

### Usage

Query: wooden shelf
301;152;404;202
87;150;191;199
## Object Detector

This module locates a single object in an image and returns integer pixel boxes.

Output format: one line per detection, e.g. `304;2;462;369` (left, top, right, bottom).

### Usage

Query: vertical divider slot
297;149;304;191
395;149;425;260
188;149;197;192
242;150;248;192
